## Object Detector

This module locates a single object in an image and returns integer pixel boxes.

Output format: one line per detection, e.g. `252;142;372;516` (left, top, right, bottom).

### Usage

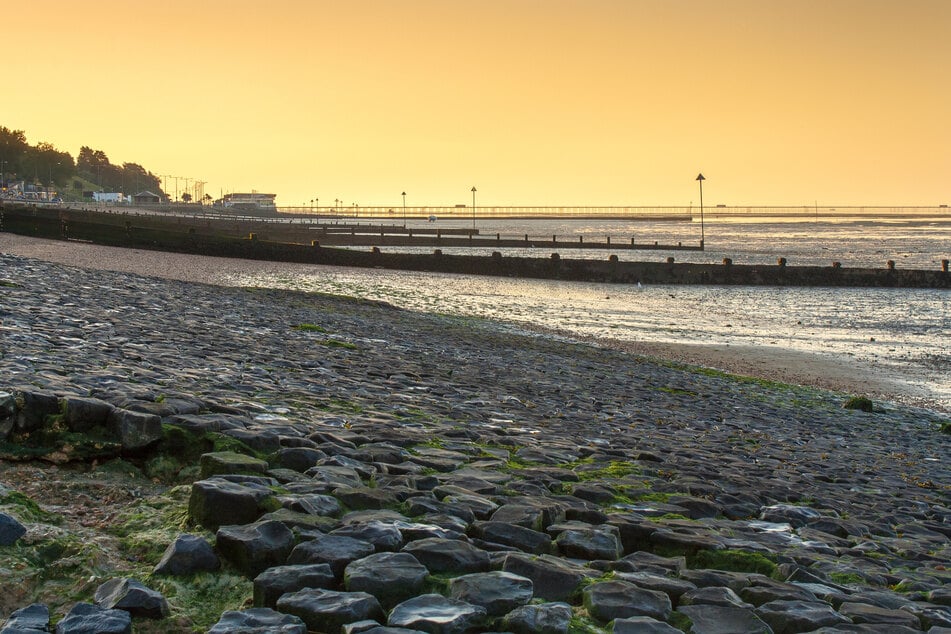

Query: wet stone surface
0;253;948;632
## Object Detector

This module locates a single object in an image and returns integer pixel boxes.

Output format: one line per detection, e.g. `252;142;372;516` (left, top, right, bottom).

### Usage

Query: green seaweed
689;549;777;576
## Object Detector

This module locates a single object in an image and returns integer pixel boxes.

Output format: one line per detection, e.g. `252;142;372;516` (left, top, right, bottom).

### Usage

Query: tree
0;127;30;176
181;192;192;203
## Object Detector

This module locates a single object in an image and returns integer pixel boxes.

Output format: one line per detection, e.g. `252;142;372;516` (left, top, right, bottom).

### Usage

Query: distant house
92;192;126;203
213;192;278;212
133;191;162;204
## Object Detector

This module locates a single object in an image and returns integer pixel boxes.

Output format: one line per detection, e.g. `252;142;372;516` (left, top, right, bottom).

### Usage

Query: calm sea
226;217;951;412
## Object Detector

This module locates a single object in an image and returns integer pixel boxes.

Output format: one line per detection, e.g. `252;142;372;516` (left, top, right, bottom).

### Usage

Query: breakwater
2;203;948;287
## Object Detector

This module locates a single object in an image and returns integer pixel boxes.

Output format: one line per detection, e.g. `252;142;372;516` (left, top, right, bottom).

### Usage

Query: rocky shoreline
1;252;949;633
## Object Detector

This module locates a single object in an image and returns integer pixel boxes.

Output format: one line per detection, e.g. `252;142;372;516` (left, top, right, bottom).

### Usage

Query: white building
93;192;127;203
213;192;277;211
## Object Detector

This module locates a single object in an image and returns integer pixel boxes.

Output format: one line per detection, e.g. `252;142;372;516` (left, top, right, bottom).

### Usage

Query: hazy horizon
6;1;949;208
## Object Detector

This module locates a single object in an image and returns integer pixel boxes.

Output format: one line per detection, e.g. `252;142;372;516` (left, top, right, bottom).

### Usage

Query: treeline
0;126;165;197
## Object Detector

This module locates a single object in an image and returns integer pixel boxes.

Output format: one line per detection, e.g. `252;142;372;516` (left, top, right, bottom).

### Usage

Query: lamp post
402;191;407;228
471;186;477;231
695;173;705;248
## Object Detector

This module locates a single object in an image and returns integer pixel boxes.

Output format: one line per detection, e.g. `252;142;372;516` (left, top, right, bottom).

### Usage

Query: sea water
226;217;951;411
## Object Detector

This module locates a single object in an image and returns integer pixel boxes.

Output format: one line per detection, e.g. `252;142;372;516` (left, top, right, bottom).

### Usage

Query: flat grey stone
277;588;384;634
216;520;295;578
754;600;851;633
93;577;170;619
502;553;593;602
153;533;220;576
501;602;573;634
677;604;773;634
54;603;132;634
207;608;307;633
287;533;376;576
0;512;27;546
253;564;336;608
387;594;487;634
448;571;534;616
344;552;429;609
471;521;553;555
612;616;683;633
0;603;49;633
838;602;922;629
583;579;672;623
401;537;490;574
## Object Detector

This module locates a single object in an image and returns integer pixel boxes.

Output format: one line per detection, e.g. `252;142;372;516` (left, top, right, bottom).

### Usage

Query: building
92;192;126;204
213;192;278;212
133;191;162;204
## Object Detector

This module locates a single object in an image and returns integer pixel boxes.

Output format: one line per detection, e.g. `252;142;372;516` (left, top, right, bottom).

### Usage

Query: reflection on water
365;218;951;269
225;219;950;410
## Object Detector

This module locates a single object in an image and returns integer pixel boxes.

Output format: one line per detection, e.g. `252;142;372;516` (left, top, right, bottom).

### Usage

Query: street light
471;186;477;231
402;191;407;228
695;173;705;248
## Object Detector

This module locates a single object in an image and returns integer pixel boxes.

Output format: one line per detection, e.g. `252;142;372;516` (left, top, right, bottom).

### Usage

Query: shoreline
0;232;938;412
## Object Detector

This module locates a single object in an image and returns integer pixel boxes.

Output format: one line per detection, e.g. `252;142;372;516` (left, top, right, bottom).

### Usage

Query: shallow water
226;218;951;410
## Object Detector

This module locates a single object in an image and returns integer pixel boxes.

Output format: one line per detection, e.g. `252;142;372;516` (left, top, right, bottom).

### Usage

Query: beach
0;233;912;403
0;233;948;631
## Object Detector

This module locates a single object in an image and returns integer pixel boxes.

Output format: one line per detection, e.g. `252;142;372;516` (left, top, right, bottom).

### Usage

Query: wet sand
0;233;911;404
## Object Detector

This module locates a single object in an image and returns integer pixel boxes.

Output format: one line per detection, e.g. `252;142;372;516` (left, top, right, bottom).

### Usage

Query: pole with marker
696;172;705;249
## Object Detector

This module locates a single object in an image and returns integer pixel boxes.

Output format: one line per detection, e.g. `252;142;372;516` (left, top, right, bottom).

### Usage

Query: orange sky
6;0;949;207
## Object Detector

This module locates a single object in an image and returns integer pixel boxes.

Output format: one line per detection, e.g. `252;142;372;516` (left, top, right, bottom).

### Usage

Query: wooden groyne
1;204;948;288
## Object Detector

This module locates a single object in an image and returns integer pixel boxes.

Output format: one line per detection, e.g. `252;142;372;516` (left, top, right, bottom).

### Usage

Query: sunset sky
6;0;949;207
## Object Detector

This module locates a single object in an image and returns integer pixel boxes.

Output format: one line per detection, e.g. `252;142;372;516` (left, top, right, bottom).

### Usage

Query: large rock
1;603;50;633
54;603;132;634
152;534;220;576
554;527;622;560
332;520;405;552
107;408;162;450
254;564;336;608
200;451;270;478
0;391;15;439
387;594;487;634
207;608;307;633
282;493;342;517
754;600;852;633
276;588;385;634
188;477;276;530
759;504;823;528
677;605;773;634
61;396;114;433
402;537;490;574
287;533;376;577
612;616;683;633
679;586;754;609
501;602;573;634
93;578;170;619
0;512;27;546
583;580;672;623
489;498;566;530
470;521;553;555
837;601;922;629
448;571;534;616
333;486;402;511
502;553;593;602
344;552;429;609
276;447;328;472
216;520;295;578
13;390;59;434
